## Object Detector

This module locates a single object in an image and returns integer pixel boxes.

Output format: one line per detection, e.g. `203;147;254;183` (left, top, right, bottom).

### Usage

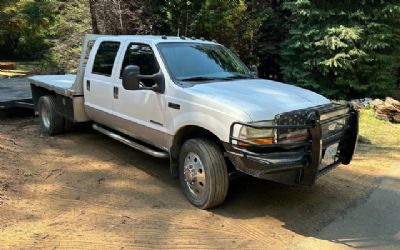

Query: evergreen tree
281;0;400;98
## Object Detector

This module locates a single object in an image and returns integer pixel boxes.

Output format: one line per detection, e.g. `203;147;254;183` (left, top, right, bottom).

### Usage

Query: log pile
0;62;16;70
0;62;29;78
370;97;400;123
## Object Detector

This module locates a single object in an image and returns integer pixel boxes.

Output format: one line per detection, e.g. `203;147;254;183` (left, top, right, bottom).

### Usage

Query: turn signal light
238;137;274;147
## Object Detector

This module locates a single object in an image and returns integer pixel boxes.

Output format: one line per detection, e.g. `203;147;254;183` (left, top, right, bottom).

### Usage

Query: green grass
354;109;400;171
359;109;400;146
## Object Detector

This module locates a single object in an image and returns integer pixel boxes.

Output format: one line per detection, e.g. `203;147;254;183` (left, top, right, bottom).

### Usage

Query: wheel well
169;125;228;177
31;84;74;121
31;84;55;113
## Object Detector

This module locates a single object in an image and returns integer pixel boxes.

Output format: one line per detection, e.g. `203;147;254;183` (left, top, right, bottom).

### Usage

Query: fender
167;110;246;177
172;111;230;143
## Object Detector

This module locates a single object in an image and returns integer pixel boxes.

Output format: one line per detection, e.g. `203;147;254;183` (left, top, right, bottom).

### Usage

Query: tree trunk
115;0;124;34
89;0;100;34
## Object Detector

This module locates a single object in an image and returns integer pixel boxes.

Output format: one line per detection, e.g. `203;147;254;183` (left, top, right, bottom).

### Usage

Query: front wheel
179;138;229;209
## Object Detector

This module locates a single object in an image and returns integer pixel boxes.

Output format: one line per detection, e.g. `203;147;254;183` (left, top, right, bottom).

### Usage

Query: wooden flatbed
0;77;33;110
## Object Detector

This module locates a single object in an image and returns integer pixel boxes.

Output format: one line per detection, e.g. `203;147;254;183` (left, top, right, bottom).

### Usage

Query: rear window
92;41;120;76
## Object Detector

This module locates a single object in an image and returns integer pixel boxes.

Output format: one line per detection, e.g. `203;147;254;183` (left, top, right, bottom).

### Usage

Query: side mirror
122;65;141;90
122;65;165;93
250;65;258;77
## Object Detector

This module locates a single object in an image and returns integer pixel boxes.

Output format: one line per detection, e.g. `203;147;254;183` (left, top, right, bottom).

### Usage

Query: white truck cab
29;35;358;209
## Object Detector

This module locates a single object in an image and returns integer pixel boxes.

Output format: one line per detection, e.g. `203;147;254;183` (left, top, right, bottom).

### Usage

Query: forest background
1;0;399;99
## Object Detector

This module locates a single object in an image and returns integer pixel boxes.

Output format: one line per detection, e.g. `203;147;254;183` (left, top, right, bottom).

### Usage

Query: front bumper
226;103;359;186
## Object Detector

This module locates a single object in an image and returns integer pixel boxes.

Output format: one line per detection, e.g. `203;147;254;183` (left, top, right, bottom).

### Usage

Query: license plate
319;143;339;170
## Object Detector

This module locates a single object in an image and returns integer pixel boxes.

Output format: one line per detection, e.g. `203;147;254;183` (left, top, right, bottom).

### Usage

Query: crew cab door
112;42;166;148
84;40;122;127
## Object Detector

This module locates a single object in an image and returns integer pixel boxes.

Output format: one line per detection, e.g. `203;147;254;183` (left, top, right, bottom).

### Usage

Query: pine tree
281;0;400;98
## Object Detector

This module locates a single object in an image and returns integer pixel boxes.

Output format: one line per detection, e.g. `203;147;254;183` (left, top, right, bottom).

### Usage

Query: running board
92;124;169;158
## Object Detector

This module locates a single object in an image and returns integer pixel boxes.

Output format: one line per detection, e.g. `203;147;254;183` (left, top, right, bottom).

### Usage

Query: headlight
238;121;276;146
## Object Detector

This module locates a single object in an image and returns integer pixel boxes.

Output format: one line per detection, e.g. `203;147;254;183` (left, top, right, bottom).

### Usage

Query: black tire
179;138;229;209
64;118;76;132
38;95;64;135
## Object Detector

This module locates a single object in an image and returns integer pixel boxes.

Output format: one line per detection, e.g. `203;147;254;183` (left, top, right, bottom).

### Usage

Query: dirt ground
0;112;399;249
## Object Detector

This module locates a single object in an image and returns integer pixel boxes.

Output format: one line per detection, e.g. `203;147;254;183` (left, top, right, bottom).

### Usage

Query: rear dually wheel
38;95;64;135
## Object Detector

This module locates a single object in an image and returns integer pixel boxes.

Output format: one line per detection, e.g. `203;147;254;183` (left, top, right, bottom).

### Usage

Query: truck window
158;42;252;81
120;43;159;78
92;41;120;76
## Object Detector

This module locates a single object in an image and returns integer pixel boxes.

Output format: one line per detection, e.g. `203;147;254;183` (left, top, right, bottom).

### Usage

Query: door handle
113;86;119;99
87;80;90;91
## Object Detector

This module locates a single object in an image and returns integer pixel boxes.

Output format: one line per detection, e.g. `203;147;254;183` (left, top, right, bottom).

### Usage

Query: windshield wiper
222;74;255;80
180;74;254;82
223;76;252;80
179;76;222;82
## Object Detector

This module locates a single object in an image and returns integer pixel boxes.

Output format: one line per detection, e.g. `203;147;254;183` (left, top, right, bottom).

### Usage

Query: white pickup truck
29;34;358;209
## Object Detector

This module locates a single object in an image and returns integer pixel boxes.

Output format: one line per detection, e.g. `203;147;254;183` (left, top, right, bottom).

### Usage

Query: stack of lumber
0;62;16;70
0;69;28;78
370;97;400;123
0;63;28;78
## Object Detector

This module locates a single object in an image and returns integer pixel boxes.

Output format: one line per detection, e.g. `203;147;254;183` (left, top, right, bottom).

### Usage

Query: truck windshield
157;42;253;82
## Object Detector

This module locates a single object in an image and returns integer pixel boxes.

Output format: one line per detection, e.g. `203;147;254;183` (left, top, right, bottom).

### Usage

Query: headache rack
227;103;358;186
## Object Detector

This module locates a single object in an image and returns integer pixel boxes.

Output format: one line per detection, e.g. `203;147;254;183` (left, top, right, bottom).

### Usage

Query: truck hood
186;79;330;121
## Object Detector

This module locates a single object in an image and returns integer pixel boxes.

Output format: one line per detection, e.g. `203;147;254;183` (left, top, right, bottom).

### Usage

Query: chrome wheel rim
183;152;206;196
41;104;50;129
